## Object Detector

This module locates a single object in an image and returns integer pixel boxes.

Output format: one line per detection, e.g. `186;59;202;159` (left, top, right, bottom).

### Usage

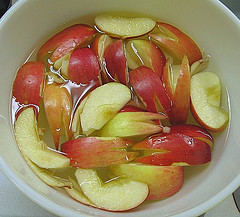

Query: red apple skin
119;105;147;113
129;66;171;116
170;56;190;124
43;83;73;149
37;24;97;62
13;61;44;108
61;137;137;168
150;22;202;65
168;124;214;148
68;47;101;84
132;133;211;166
104;40;128;85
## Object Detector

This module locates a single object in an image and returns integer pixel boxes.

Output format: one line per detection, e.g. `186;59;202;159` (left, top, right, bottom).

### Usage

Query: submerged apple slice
99;112;166;137
95;15;156;38
15;107;70;169
110;163;184;201
75;168;149;211
80;82;131;135
190;72;229;132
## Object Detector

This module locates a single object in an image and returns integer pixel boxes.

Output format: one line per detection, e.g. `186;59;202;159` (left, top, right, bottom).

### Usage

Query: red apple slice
168;124;214;148
129;66;171;116
132;133;211;166
95;15;156;39
110;163;184;200
61;137;136;168
99;112;166;137
68;47;101;84
37;24;96;62
13;61;44;108
126;39;166;78
43;83;72;149
170;56;190;124
75;168;149;211
104;40;128;85
150;22;202;65
190;71;229;132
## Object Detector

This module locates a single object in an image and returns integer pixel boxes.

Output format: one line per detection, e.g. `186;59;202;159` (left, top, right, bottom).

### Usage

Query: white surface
0;0;240;217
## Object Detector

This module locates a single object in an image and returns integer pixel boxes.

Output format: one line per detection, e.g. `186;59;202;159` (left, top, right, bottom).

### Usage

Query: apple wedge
132;133;211;166
64;176;94;206
75;168;149;211
43;83;72;149
110;163;184;200
150;22;202;65
95;15;156;39
99;112;166;137
61;137;136;168
37;24;96;62
120;105;147;113
13;61;44;108
24;154;72;187
126;39;166;78
104;40;128;84
168;124;214;148
190;72;229;132
15;107;70;169
80;82;131;135
129;66;171;116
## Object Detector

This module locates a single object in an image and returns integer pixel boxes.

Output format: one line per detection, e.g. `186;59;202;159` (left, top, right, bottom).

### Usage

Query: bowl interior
0;0;240;216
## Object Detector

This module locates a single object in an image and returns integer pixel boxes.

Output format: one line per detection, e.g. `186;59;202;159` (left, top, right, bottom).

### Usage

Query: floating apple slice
110;163;184;200
129;66;171;116
150;22;202;65
13;61;44;108
43;83;72;149
126;39;166;78
64;176;94;206
119;105;147;113
170;56;190;124
75;168;149;211
104;40;128;84
37;24;97;62
80;82;131;135
132;133;211;166
24;154;72;187
61;137;136;168
168;124;214;148
191;56;210;76
95;15;156;39
190;72;229;132
91;34;114;83
99;112;166;137
15;108;70;169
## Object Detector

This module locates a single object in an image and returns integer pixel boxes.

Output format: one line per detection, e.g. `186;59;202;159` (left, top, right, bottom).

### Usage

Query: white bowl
0;0;240;216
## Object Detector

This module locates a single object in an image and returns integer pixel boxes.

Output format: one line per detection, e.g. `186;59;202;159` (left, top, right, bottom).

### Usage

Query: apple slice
99;112;166;137
95;15;156;39
129;66;171;116
61;137;136;168
13;61;44;108
37;24;96;62
150;22;202;65
24;154;72;187
80;82;131;135
190;72;229;132
119;105;147;113
75;168;149;211
170;56;190;124
132;133;211;166
191;56;210;76
168;124;214;148
126;39;166;78
91;34;114;84
104;40;128;84
15;107;70;169
110;163;184;200
43;83;72;149
64;176;94;206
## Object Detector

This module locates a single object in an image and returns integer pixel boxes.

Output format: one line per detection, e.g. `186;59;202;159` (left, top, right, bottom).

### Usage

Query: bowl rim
0;0;240;216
